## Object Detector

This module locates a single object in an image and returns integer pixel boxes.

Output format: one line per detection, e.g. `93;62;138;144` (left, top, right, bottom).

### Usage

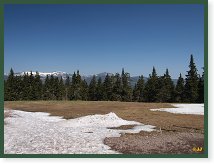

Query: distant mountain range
4;71;178;86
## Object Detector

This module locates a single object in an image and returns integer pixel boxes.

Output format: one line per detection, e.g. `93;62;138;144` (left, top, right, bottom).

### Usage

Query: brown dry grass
4;101;204;132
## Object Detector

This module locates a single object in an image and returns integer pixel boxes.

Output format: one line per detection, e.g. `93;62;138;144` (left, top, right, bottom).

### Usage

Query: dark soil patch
108;125;137;130
104;131;204;154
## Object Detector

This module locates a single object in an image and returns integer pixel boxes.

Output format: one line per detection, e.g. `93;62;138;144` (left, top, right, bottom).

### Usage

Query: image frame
0;0;208;158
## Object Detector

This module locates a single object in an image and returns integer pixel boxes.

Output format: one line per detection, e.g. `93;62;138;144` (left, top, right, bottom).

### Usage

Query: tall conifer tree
5;68;16;100
157;69;174;102
175;73;185;102
121;68;132;101
184;55;199;102
81;79;88;101
143;67;159;102
88;75;97;101
34;72;43;100
96;77;103;101
133;75;144;102
103;74;113;100
197;68;204;103
58;77;65;100
112;73;122;101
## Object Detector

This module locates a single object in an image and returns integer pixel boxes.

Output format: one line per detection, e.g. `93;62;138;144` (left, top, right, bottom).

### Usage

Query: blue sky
4;4;204;78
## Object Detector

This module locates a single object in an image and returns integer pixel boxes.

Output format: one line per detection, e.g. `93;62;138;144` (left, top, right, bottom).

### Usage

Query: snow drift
4;110;155;154
150;104;204;115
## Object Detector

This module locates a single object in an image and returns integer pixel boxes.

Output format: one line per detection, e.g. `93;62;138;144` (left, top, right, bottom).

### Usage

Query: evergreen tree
133;75;144;102
132;84;139;102
96;77;103;101
121;68;132;101
69;70;82;100
74;70;82;100
65;75;70;87
175;73;185;102
48;75;57;100
88;75;97;101
27;71;36;100
34;71;43;100
53;77;62;100
43;75;51;100
14;75;23;100
65;75;70;100
184;55;199;102
197;68;204;103
103;74;113;100
157;69;174;102
69;72;77;100
143;67;159;102
112;73;122;101
5;68;16;100
22;72;29;100
81;79;88;101
58;77;65;100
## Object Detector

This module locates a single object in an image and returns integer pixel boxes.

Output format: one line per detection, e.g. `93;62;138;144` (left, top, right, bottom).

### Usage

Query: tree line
4;55;204;103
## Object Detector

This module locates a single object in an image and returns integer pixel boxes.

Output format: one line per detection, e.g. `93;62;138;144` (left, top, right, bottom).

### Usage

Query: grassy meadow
4;101;204;132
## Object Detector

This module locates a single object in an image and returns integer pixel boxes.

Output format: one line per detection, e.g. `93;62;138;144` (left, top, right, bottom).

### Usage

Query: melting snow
4;110;155;154
150;104;204;115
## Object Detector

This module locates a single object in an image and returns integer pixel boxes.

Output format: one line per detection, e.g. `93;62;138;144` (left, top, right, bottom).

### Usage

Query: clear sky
4;4;204;78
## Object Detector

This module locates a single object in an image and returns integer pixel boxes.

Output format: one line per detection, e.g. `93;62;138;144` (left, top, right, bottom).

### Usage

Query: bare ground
4;101;204;154
104;131;204;154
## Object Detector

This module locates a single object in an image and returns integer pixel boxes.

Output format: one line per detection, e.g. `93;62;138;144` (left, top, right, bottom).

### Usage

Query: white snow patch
4;110;155;154
150;104;204;115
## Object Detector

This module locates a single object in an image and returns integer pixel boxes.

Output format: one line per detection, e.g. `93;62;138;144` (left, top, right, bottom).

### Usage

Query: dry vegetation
4;101;204;154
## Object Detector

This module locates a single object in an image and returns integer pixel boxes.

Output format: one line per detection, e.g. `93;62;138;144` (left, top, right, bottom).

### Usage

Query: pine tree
88;75;97;101
65;75;70;87
132;84;139;102
69;72;77;100
22;72;29;100
96;77;103;101
5;68;16;100
75;70;82;100
175;73;185;102
57;77;65;100
43;75;51;100
27;71;36;100
54;77;59;100
197;68;204;103
121;68;132;102
133;75;144;102
184;55;199;103
34;71;43;100
48;75;56;100
81;79;88;100
157;69;174;102
112;73;122;101
14;75;23;100
65;75;70;100
103;74;113;100
69;70;83;100
143;67;159;102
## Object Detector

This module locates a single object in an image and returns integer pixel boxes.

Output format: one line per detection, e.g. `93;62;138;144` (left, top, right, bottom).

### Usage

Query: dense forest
4;55;204;103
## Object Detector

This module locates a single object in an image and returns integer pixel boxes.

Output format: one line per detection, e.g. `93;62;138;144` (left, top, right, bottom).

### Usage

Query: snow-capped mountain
4;70;178;86
12;71;69;79
4;71;146;87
